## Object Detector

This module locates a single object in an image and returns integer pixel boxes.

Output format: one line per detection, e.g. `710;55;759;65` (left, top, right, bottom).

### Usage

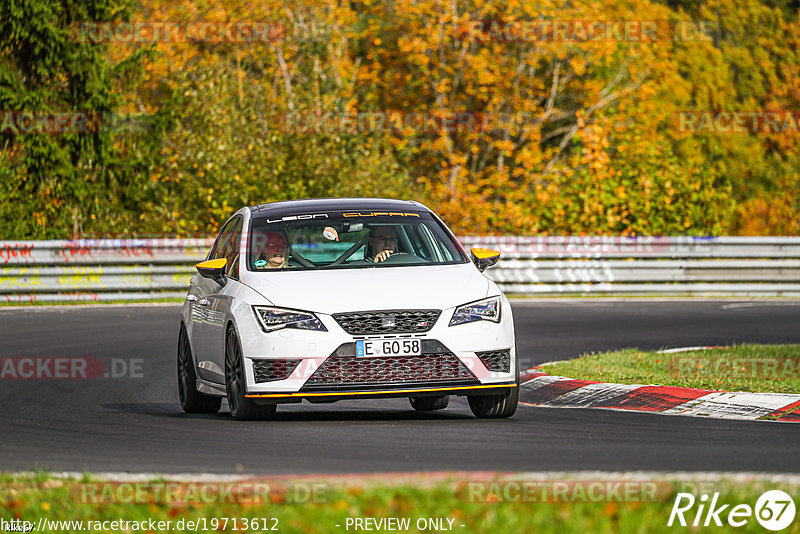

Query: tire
225;326;277;421
177;324;222;414
409;395;450;411
467;387;519;418
468;356;520;419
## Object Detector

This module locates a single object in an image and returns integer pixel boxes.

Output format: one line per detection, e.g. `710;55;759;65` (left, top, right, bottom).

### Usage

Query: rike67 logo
668;490;796;531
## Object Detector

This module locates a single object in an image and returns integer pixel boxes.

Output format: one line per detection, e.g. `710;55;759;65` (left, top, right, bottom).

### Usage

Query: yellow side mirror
196;257;228;285
470;248;500;272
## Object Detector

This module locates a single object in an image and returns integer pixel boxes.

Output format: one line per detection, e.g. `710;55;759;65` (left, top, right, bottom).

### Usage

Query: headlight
253;306;327;332
449;296;501;326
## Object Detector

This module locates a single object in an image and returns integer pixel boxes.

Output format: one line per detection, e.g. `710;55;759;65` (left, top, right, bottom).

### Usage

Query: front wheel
468;357;520;419
467;387;519;418
409;395;450;411
177;324;221;414
225;326;276;421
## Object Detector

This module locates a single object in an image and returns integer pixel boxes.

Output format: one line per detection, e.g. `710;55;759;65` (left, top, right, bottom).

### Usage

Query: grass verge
1;473;799;533
543;344;800;394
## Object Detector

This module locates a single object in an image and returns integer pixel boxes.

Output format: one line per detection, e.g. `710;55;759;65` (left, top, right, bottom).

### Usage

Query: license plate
356;338;422;357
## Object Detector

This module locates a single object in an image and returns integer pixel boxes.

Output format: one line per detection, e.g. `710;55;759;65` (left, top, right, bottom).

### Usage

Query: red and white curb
519;370;800;423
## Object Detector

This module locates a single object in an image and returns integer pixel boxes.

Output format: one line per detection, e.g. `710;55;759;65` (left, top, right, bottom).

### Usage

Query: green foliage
143;59;417;236
526;143;733;236
0;0;168;238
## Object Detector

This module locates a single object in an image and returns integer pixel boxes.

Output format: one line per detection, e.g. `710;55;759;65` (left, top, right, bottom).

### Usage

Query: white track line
663;392;800;420
542;382;644;407
656;346;719;354
519;375;572;391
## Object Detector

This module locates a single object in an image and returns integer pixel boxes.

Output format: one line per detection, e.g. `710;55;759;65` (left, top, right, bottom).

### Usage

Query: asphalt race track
2;300;799;475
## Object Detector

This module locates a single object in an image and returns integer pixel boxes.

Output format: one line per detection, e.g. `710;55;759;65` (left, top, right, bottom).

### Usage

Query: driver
368;225;398;263
257;231;289;269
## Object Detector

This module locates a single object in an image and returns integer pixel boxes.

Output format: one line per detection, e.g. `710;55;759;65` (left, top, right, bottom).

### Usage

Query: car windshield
247;211;467;271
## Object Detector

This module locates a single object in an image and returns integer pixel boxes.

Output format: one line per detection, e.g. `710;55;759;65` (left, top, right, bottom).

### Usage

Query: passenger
257;231;289;269
368;226;398;263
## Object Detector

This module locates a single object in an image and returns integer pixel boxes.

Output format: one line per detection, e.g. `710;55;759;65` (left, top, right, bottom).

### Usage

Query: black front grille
302;349;476;390
333;310;441;335
252;359;301;383
476;349;511;372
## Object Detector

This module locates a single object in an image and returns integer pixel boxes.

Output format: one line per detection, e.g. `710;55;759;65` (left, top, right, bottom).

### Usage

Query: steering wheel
376;252;420;265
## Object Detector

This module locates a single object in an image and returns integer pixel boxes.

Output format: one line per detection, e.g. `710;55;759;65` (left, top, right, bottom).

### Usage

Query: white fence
1;237;799;302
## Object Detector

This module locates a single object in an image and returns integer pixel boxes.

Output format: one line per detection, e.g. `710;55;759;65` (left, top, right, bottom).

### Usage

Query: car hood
241;263;491;314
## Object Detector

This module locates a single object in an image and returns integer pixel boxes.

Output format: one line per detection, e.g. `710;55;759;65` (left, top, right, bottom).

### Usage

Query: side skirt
196;377;227;397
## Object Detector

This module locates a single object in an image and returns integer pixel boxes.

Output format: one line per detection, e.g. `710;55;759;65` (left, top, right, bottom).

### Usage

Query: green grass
1;473;799;533
544;344;800;394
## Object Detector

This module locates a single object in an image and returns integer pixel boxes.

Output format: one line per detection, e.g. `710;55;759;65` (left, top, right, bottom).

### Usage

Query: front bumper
237;300;517;401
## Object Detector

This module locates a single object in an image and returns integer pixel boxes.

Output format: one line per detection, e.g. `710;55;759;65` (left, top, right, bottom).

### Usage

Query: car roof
249;198;430;219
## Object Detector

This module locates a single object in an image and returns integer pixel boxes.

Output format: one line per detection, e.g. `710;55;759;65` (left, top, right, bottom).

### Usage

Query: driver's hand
374;250;393;263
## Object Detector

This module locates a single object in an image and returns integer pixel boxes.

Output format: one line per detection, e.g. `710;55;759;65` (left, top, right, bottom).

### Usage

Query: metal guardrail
0;239;212;302
1;237;799;302
463;236;800;296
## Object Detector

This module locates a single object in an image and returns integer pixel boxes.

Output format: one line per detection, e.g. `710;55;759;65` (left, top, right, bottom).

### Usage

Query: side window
208;219;235;261
226;217;243;278
419;223;451;262
404;225;431;260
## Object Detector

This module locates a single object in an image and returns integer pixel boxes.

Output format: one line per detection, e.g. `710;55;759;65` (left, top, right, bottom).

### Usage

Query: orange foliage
121;0;800;235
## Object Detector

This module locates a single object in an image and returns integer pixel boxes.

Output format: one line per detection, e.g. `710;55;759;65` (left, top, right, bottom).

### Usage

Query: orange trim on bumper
245;383;516;399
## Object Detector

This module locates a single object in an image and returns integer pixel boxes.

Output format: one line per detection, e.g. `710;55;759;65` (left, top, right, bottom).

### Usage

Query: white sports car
178;198;519;420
